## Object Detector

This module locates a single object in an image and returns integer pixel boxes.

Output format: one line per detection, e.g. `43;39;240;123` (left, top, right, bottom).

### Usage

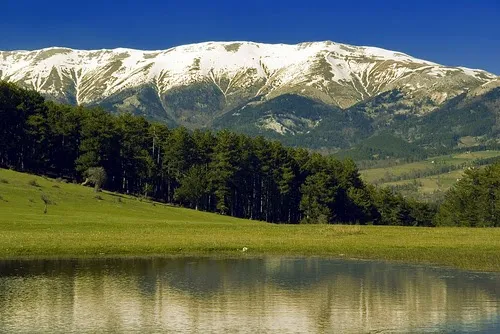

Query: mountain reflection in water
0;257;499;333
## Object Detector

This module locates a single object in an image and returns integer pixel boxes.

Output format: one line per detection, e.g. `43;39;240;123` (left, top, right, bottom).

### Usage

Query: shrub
28;179;41;187
300;213;329;225
0;178;8;184
41;193;51;214
85;167;107;192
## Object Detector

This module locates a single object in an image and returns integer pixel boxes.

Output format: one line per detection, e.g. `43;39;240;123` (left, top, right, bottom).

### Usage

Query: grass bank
0;168;499;272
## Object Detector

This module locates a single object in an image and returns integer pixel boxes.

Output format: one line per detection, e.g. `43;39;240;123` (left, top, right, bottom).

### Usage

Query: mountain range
1;41;499;154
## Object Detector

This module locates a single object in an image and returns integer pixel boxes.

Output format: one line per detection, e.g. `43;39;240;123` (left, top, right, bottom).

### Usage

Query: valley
3;3;500;333
360;150;500;200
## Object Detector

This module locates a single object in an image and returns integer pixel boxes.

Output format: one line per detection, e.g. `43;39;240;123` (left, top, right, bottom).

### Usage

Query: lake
0;257;499;333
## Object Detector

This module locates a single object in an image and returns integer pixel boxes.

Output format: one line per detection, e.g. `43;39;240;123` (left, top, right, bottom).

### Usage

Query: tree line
0;81;440;226
436;163;500;227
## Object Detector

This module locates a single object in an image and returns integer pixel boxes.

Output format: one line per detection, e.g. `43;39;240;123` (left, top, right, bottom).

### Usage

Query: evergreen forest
1;82;498;227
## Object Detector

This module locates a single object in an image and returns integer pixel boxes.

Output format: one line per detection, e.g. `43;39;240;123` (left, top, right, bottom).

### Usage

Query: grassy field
360;150;500;197
360;150;500;183
385;170;464;194
1;168;499;272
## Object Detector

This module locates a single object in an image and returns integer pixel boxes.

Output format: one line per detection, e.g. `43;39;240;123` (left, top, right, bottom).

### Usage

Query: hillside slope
0;167;260;257
1;168;499;271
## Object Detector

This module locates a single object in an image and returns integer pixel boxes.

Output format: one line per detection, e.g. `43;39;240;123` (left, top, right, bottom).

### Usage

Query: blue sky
2;0;499;74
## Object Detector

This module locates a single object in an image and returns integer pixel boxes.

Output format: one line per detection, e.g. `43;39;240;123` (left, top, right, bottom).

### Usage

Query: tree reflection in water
0;257;499;333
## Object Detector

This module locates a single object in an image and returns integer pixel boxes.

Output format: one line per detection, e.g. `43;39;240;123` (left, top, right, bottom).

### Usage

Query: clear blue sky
2;0;499;74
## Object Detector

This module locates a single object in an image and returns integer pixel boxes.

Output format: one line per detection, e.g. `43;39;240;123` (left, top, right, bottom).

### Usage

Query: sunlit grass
360;150;500;183
1;168;499;271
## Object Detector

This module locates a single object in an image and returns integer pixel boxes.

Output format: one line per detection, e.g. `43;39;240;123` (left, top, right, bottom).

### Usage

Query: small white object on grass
242;247;248;252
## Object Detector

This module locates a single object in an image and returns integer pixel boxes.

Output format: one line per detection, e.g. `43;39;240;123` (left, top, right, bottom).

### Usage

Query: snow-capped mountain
1;41;498;130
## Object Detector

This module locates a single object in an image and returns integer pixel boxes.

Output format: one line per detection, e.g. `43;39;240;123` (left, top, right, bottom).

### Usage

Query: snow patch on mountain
0;41;498;131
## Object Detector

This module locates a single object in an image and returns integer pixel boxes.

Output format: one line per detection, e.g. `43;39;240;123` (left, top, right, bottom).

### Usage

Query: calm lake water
0;257;499;333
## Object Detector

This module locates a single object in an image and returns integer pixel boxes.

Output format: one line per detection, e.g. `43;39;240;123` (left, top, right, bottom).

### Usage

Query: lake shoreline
1;249;499;273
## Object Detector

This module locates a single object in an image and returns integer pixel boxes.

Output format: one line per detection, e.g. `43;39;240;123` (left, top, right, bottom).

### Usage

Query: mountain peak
0;40;497;129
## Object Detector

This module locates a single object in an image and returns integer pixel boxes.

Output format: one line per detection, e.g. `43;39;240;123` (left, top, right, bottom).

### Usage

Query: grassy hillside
385;170;465;194
361;150;500;184
1;168;499;271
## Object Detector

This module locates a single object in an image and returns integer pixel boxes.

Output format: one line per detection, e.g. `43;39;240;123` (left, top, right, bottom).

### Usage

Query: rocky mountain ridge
1;41;498;148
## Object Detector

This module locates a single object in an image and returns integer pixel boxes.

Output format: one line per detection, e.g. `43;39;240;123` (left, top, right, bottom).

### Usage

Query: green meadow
360;150;500;196
0;168;499;271
384;170;464;194
361;150;500;183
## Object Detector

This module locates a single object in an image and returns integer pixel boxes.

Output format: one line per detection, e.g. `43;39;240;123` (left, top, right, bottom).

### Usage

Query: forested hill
0;81;439;226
